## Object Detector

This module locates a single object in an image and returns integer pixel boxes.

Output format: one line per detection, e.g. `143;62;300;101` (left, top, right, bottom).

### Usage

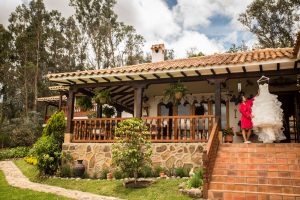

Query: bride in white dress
252;79;286;143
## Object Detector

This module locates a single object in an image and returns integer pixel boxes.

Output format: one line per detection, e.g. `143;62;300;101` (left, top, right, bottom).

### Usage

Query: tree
112;118;152;183
70;0;144;69
186;47;205;58
164;49;175;60
226;41;248;53
239;0;300;48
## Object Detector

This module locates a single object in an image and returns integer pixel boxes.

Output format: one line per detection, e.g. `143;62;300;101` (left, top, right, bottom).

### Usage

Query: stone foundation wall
62;143;206;176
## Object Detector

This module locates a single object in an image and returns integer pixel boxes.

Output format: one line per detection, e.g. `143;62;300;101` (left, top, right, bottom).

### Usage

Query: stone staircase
208;143;300;200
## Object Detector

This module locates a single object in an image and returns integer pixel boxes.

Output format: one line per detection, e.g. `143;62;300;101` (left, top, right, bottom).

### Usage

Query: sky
0;0;256;58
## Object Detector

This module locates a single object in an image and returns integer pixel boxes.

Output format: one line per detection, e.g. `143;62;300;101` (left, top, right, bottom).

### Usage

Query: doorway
277;92;300;143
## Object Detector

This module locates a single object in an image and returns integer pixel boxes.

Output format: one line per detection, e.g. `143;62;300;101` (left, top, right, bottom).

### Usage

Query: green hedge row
0;146;30;160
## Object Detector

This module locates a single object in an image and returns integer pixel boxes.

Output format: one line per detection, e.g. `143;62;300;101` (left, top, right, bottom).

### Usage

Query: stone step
214;163;300;171
214;157;300;164
209;182;300;195
208;190;300;200
211;175;300;186
212;169;300;178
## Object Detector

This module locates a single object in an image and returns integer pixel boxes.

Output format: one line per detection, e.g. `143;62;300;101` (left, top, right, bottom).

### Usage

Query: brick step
208;190;300;200
209;182;300;194
216;152;300;159
211;175;300;185
218;145;300;153
214;157;300;164
214;163;300;171
212;169;300;178
220;143;300;147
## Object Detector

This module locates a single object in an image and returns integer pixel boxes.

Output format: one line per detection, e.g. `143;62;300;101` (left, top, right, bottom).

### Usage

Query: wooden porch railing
71;115;215;143
202;117;220;199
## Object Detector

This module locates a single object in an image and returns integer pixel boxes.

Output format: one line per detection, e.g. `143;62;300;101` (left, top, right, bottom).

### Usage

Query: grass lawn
0;170;69;200
14;160;193;200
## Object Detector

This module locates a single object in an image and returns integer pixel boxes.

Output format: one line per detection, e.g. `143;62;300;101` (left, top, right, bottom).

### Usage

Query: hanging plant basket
93;91;112;105
163;81;188;104
99;97;107;104
175;91;183;100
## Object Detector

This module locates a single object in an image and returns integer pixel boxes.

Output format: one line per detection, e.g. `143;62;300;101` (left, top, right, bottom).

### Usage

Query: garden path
0;161;121;200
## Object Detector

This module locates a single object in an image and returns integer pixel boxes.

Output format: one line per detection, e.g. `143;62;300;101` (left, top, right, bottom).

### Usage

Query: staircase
208;143;300;200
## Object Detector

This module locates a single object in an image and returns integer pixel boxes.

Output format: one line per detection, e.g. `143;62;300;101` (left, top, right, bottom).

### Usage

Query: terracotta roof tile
47;48;295;79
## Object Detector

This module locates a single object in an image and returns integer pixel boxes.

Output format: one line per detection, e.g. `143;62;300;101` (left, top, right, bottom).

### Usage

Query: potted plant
76;96;93;111
93;91;112;105
222;127;234;143
163;81;188;104
102;105;116;118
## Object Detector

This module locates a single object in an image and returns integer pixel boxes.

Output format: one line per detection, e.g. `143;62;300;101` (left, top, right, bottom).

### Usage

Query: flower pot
99;97;107;104
224;135;233;143
74;160;85;177
175;92;183;100
107;172;113;180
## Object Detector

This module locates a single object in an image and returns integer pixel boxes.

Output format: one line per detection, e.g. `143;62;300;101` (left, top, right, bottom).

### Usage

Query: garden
0;111;204;200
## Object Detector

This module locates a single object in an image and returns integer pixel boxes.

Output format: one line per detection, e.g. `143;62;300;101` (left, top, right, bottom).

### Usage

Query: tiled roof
48;85;70;91
48;48;294;79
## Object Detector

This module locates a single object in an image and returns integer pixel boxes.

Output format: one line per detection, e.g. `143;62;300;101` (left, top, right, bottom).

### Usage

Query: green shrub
30;111;66;175
58;165;72;177
139;166;153;178
0;146;30;160
187;169;203;188
24;156;37;165
42;111;66;147
31;136;61;175
153;166;166;177
113;169;123;179
100;168;109;179
112;118;152;182
175;167;190;178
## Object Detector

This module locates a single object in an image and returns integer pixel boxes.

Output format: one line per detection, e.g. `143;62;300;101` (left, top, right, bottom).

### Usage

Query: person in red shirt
239;95;255;143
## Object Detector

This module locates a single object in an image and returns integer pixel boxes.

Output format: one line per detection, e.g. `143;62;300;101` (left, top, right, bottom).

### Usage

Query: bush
175;167;190;178
58;165;72;177
113;169;123;179
0;146;30;160
100;168;109;179
187;169;203;188
1;112;43;147
112;118;152;182
24;156;37;165
31;136;61;175
42;111;66;147
153;166;166;177
139;166;153;178
31;112;66;175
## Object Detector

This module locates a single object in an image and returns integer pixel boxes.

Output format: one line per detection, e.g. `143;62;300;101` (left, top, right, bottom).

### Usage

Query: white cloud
168;31;224;58
115;0;181;41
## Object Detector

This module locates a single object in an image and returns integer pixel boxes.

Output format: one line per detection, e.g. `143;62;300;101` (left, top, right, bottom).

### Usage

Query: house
39;31;300;199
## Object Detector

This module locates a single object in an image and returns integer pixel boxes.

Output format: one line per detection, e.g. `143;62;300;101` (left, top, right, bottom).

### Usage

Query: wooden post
133;85;145;118
44;103;49;123
58;92;63;110
65;89;75;143
97;104;102;118
214;79;221;127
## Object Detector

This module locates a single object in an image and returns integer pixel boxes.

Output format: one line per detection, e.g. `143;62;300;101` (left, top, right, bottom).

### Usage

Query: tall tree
239;0;300;48
186;47;205;58
70;0;144;69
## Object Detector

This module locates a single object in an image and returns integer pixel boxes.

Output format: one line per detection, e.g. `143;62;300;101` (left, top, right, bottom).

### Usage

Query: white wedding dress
252;84;286;143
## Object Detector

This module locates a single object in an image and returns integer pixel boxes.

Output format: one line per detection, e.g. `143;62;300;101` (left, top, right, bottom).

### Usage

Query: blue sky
1;0;256;58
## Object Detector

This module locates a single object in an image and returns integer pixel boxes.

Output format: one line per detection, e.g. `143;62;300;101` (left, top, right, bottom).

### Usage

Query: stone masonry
62;143;206;176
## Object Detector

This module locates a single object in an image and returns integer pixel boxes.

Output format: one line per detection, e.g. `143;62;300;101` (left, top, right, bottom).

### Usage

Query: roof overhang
48;58;299;86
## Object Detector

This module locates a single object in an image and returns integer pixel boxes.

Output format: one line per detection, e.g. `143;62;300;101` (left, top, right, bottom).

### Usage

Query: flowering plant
222;127;234;137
